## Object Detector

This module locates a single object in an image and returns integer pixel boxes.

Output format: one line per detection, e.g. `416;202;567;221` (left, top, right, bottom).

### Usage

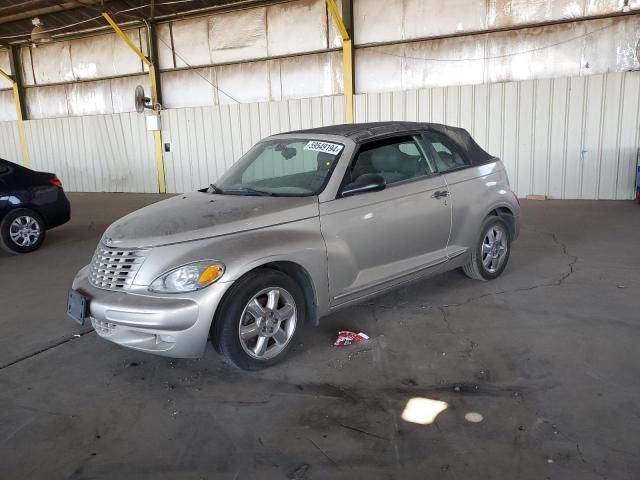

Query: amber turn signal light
197;265;224;286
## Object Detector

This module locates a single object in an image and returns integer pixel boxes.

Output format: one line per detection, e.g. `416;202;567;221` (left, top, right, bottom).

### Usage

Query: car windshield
213;138;344;196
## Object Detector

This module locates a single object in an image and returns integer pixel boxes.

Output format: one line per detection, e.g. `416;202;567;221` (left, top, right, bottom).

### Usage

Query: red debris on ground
334;331;369;346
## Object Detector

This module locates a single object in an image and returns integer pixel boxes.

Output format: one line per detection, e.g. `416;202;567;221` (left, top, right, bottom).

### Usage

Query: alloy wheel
238;287;297;360
9;216;41;247
481;224;508;274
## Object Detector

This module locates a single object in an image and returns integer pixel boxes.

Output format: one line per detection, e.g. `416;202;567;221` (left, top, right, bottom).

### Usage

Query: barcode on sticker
304;141;343;154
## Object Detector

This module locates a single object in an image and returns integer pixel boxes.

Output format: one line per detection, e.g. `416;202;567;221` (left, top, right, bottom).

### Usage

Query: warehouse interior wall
0;0;639;198
2;70;636;199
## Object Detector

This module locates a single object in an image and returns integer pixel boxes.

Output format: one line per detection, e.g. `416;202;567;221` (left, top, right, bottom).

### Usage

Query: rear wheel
0;208;46;254
212;269;304;370
462;216;511;281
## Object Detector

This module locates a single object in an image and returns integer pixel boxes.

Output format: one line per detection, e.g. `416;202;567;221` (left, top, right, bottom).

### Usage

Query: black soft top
285;121;494;165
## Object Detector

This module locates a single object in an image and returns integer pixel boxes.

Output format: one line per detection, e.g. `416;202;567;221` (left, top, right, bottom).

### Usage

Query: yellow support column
148;66;166;195
0;68;29;167
102;12;167;193
342;38;354;123
326;0;354;123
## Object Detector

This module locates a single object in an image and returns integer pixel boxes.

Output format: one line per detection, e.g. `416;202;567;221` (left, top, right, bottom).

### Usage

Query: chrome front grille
89;245;149;290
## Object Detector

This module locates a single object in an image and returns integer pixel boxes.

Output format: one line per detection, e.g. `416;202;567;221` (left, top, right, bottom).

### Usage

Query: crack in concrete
0;330;94;371
576;443;587;463
437;306;455;335
351;232;578;324
368;304;404;474
575;442;607;480
551;233;578;286
431;232;577;360
536;415;607;480
440;232;578;311
437;306;476;358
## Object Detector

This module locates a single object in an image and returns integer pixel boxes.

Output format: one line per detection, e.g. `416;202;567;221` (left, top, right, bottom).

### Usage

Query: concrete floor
0;193;638;479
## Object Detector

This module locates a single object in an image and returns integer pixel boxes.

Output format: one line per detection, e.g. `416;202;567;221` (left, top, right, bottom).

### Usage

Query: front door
319;135;452;306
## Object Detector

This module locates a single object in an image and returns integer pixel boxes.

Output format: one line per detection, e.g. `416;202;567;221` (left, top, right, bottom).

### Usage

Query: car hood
103;192;319;248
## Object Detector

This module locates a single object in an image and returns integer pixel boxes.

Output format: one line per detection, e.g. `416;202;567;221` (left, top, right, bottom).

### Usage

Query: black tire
462;216;511;281
212;269;305;370
0;208;46;254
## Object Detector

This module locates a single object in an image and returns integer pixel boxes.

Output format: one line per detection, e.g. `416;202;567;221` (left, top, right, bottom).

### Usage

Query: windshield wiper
207;183;224;194
223;186;275;196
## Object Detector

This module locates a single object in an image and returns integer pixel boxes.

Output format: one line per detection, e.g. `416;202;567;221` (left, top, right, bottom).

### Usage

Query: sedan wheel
9;215;42;248
0;209;46;254
212;269;305;370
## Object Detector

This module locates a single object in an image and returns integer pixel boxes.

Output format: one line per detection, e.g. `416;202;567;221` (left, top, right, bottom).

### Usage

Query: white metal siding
354;71;640;200
22;112;157;192
0;121;21;163
1;71;637;199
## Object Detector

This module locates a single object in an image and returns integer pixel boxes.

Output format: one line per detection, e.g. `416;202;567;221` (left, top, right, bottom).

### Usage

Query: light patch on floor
401;397;448;425
464;412;484;423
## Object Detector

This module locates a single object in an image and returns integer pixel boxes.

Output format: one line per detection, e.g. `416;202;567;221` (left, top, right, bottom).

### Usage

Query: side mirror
341;173;386;197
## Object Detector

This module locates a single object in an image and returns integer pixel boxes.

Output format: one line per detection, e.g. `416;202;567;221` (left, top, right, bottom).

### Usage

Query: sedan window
347;136;433;186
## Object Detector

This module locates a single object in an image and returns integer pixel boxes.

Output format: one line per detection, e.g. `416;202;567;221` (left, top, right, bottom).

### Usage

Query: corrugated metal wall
162;70;640;199
354;71;640;200
1;71;637;199
0;121;21;162
161;95;344;192
22;112;157;192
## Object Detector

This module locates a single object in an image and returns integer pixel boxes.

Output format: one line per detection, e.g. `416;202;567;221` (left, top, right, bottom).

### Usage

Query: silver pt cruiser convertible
69;122;520;370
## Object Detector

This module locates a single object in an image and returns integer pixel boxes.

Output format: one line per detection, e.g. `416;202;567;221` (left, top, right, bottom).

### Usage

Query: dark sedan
0;158;70;253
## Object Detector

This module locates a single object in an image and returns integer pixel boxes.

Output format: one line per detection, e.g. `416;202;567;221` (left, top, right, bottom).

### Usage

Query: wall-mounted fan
134;85;160;113
135;85;162;131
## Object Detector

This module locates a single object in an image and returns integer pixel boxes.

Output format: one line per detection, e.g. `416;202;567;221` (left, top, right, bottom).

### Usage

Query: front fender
134;217;330;317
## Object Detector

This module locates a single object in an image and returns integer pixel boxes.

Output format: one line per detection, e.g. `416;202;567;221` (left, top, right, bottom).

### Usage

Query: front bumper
71;265;232;358
512;213;520;241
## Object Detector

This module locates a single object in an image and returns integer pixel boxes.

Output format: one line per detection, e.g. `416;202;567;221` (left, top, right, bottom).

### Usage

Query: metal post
8;46;26;120
326;0;354;123
341;0;355;116
146;21;163;107
102;12;167;193
0;47;29;167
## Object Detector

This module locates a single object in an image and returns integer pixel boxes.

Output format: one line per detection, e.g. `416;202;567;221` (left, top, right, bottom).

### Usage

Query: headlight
149;261;225;293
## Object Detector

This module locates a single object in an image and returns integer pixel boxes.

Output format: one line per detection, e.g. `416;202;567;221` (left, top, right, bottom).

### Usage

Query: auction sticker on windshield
304;141;344;154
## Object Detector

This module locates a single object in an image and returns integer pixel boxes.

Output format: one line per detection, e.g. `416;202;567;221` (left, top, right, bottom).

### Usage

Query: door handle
431;190;449;199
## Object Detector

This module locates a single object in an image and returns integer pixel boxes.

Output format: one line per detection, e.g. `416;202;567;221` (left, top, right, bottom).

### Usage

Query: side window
0;163;8;176
423;133;470;173
347;136;434;187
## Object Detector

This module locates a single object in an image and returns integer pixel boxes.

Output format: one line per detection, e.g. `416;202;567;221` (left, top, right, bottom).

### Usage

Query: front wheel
212;269;305;370
462;216;511;281
0;208;46;254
